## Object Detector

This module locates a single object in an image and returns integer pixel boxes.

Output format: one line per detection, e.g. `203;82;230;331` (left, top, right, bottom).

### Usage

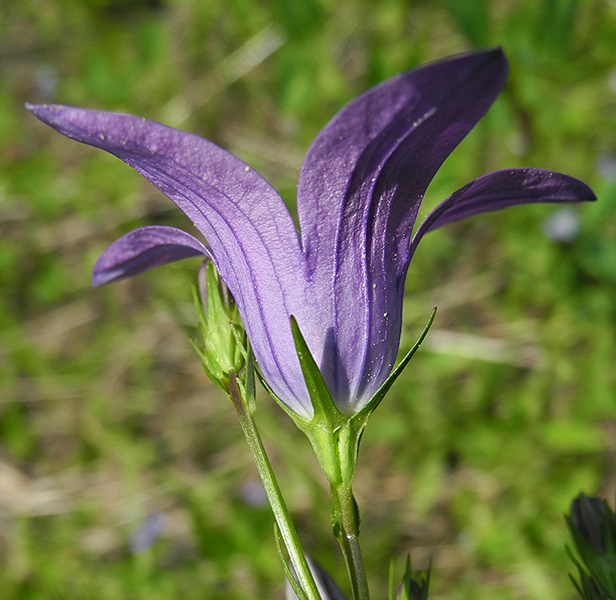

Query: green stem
331;482;370;600
228;373;320;600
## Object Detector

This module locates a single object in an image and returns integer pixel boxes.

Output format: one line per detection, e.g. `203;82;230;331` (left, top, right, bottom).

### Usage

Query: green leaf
389;560;396;600
274;522;309;600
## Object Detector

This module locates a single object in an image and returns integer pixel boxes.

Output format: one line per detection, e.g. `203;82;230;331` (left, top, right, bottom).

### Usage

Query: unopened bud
194;260;246;393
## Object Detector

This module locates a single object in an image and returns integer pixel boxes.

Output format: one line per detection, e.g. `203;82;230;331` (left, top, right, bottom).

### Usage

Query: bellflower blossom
27;49;595;420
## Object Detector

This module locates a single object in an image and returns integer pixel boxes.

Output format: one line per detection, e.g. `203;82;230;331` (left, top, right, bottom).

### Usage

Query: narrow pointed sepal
287;310;436;487
356;308;437;421
290;316;343;428
288;316;356;485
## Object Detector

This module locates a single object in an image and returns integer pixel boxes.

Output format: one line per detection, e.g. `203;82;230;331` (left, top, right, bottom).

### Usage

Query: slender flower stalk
228;372;321;600
331;482;369;600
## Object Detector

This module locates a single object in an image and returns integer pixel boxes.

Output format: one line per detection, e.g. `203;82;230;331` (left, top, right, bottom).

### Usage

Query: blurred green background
2;0;616;598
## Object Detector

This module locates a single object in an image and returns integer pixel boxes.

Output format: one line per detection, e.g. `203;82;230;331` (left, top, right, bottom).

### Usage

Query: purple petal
27;103;314;417
296;49;508;408
410;168;597;255
92;225;210;287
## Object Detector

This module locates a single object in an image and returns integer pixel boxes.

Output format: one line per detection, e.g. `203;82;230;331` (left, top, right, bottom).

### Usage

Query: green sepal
290;316;344;428
355;307;436;422
570;561;612;600
189;334;226;392
256;355;350;486
283;310;436;488
191;284;229;394
288;316;351;485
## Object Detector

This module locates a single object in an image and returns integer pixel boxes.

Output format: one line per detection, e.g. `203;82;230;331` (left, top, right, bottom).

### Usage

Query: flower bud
396;556;431;600
194;260;246;393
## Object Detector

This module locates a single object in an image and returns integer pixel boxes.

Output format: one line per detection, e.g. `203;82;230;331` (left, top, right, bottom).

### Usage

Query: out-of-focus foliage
1;0;615;599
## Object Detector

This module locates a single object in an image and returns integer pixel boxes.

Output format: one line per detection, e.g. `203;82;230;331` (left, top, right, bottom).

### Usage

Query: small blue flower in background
543;208;581;243
129;511;166;554
27;48;595;420
596;152;616;183
239;479;269;508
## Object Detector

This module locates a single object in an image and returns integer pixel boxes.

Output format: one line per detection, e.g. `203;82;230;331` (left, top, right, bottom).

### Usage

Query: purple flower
129;511;166;554
27;49;595;420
